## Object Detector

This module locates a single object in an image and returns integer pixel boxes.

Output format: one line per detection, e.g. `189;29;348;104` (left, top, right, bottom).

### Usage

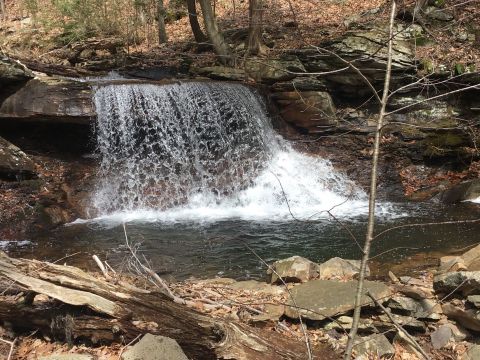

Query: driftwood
0;252;329;359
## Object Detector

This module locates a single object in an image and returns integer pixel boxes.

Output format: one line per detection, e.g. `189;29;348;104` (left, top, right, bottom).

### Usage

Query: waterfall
91;81;368;222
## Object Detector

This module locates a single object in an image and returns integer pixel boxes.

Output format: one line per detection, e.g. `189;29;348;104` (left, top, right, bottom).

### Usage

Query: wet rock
323;315;376;333
387;296;442;320
0;52;33;84
462;344;480;360
0;76;94;124
430;325;453;349
195;66;245;81
267;256;320;284
442;303;480;332
244;56;305;83
284;279;391;321
121;334;188;360
39;355;94;360
228;280;285;296
271;91;336;132
0;136;36;180
441;180;480;204
352;334;395;358
434;272;480;296
318;257;367;280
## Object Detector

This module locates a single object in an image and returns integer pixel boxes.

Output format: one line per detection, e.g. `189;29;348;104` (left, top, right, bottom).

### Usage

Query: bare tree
157;0;168;44
186;0;207;43
198;0;232;64
343;1;398;358
246;0;267;55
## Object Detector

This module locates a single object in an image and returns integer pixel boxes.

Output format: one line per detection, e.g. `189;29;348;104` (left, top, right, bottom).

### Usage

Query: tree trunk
186;0;207;43
157;0;168;44
0;253;319;359
246;0;266;55
198;0;232;64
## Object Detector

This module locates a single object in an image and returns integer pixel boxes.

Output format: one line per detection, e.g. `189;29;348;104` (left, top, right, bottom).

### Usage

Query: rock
267;256;320;284
430;325;453;349
251;304;285;322
270;77;327;92
387;296;442;320
39;355;94;360
228;280;285;296
0;76;94;124
441;180;480;204
462;344;480;360
442;303;480;332
388;271;400;283
425;6;454;21
0;52;34;84
460;244;480;271
393;283;432;300
434;271;480;296
121;334;188;360
352;334;395;358
323;315;376;333
271;91;336;132
393;330;426;359
439;256;468;273
443;322;469;341
195;66;245;81
374;313;427;333
284;279;391;321
244;56;305;83
0;136;36;180
318;257;368;280
467;295;480;308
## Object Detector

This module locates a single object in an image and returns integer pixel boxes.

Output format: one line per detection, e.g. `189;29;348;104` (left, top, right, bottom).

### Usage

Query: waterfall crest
92;81;367;222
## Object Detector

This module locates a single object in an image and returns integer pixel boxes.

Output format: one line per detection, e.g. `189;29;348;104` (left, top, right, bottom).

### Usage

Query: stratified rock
0;52;34;84
318;257;368;280
387;296;442;320
0;76;94;124
228;280;285;296
195;66;245;81
462;344;480;360
267;256;320;284
271;91;336;132
39;355;94;360
442;303;480;332
430;325;453;349
441;180;480;204
374;313;426;333
244;56;305;83
352;334;395;358
121;334;188;360
284;279;391;321
434;272;480;296
270;77;327;92
0;136;36;180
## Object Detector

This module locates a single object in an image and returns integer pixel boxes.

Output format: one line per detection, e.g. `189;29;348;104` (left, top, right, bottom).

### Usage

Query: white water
88;81;394;224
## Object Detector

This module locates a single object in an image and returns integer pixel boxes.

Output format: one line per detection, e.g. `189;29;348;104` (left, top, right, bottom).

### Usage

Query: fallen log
0;252;334;359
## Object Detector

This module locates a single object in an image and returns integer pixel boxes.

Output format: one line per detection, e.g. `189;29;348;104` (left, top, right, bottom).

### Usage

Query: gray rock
251;304;285;322
244;56;305;83
352;334;395;358
121;334;188;360
387;296;442;320
442;303;480;332
443;322;469;341
462;344;480;360
430;325;453;349
270;77;327;92
323;315;376;333
284;279;391;321
228;280;285;296
319;257;368;280
0;136;36;180
393;331;426;359
425;6;454;21
0;52;33;84
441;180;480;205
39;355;94;360
267;256;320;284
374;313;426;333
434;271;480;296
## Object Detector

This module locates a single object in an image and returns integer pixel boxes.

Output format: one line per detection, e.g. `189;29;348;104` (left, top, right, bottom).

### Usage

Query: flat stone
430;325;453;349
323;315;376;333
267;256;320;284
434;271;480;296
374;313;426;333
318;257;368;280
443;323;469;341
439;256;468;273
352;334;395;358
442;303;480;332
196;66;245;81
387;296;442;320
284;279;391;321
39;355;94;360
121;334;188;360
228;280;284;296
251;304;285;322
462;344;480;360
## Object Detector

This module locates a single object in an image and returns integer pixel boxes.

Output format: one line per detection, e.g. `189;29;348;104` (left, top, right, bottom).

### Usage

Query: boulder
442;303;480;332
434;271;480;296
318;257;368;280
0;76;94;124
271;91;336;132
352;334;395;358
284;279;391;321
121;334;188;360
0;136;36;180
441;180;480;204
267;256;320;284
244;56;305;83
0;52;34;84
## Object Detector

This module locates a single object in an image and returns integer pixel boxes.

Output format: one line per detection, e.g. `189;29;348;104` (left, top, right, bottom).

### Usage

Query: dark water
4;201;480;280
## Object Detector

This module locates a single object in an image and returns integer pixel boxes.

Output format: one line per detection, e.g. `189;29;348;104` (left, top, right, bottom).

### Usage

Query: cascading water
91;81;369;222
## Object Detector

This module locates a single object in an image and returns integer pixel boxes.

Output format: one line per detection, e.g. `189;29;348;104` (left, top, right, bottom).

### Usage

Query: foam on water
85;81;398;225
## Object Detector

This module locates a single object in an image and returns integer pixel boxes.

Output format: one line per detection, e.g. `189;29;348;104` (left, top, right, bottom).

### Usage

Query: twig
0;337;17;360
92;254;110;279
